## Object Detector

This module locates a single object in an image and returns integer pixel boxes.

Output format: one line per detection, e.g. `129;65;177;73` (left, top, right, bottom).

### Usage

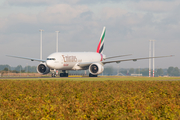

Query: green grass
1;76;180;81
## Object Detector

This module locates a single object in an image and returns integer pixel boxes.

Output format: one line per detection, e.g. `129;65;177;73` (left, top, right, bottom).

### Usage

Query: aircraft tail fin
96;27;106;54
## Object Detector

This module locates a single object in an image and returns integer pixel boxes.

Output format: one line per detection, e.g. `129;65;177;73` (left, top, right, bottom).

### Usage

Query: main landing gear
52;73;56;77
89;73;98;77
60;70;68;77
51;70;68;77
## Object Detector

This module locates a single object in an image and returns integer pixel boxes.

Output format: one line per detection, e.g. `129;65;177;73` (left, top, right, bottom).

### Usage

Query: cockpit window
47;58;56;60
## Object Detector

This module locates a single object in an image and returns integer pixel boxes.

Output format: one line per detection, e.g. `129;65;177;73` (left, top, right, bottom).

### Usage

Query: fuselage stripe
100;53;103;61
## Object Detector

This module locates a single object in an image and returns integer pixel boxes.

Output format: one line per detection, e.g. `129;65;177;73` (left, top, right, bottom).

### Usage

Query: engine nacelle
37;63;50;74
89;63;104;75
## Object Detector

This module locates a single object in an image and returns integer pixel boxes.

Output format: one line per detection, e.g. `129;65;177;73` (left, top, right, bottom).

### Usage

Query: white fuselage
46;52;105;70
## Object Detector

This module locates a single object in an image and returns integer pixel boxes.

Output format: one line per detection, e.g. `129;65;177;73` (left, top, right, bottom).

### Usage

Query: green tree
24;66;37;73
104;67;114;75
173;67;180;76
129;68;134;74
15;65;23;72
135;68;141;74
167;67;174;76
140;68;149;76
156;68;164;76
167;67;180;76
12;70;19;73
3;68;8;71
0;65;10;71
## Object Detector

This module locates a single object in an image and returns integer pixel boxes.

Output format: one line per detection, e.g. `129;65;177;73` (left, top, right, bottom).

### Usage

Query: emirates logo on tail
96;27;106;54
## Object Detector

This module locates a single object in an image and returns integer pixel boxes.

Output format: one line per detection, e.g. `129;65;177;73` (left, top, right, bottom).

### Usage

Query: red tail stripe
96;38;102;53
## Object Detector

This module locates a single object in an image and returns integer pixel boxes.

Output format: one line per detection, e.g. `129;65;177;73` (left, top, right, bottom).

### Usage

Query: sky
0;0;179;69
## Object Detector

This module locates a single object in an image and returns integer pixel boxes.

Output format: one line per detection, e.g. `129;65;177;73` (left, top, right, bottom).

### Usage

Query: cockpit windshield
47;58;56;60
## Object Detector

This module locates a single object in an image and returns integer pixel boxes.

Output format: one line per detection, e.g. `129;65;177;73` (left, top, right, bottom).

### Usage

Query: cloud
0;17;8;30
4;0;60;6
0;3;93;33
1;1;180;68
129;0;180;13
0;13;37;34
5;0;122;6
77;0;122;4
4;0;82;6
38;4;89;24
5;0;50;6
101;7;127;19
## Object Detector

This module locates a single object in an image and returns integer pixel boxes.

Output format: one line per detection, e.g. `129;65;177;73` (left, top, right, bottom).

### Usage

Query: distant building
131;74;142;76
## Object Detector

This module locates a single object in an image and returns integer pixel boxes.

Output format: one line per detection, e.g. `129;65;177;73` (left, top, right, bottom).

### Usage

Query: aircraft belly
61;62;75;70
51;63;62;69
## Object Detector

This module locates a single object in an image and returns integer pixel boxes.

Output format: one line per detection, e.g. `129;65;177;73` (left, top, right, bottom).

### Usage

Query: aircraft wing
105;54;132;59
78;54;132;67
6;55;46;62
102;55;174;64
77;54;132;67
77;62;95;67
77;55;173;67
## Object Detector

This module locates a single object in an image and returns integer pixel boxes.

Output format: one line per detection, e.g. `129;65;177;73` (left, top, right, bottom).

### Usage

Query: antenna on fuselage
39;29;44;60
56;31;60;52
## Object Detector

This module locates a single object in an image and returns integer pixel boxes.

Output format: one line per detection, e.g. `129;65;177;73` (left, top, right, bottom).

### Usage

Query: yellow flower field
0;77;180;119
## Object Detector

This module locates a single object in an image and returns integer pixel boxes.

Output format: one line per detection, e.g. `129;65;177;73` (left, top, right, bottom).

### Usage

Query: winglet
96;27;106;54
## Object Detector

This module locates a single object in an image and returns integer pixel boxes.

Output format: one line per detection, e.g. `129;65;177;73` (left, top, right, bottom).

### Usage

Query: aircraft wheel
52;73;56;77
60;73;63;77
60;73;68;77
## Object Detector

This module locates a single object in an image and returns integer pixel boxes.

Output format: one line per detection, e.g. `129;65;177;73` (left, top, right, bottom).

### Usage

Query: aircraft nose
46;60;54;69
46;60;50;67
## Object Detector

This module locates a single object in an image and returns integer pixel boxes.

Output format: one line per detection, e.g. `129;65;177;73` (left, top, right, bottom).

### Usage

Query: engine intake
89;63;104;75
37;63;50;74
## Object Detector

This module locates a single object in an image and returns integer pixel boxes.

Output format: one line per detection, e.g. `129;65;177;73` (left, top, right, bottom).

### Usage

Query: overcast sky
0;0;179;68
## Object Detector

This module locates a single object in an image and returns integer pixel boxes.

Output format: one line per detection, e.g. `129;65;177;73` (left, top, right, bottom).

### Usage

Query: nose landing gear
51;69;58;77
52;73;56;77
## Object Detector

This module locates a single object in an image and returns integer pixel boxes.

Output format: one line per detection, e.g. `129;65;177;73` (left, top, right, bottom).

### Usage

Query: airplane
7;27;173;77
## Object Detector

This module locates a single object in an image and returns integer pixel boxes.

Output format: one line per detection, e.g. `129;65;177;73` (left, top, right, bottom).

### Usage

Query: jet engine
89;63;104;75
37;63;50;74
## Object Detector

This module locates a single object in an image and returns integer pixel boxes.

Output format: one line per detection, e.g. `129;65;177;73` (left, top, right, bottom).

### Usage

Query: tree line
0;65;36;73
104;66;180;76
0;65;180;76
